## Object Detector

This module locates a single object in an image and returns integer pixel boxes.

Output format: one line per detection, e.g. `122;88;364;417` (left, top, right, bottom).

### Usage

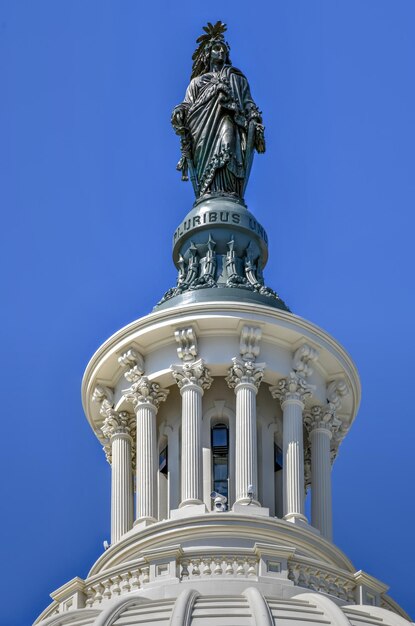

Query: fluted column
227;358;265;505
92;385;135;544
101;411;136;543
304;406;339;540
171;359;213;507
271;372;312;523
124;377;169;522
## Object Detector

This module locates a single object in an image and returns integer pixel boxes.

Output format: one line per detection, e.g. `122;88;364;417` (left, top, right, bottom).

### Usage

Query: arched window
211;423;229;502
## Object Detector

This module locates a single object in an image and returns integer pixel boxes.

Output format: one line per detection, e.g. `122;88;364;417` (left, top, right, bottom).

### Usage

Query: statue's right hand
171;106;186;131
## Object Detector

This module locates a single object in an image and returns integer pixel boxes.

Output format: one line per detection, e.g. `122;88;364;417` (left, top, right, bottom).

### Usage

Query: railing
179;555;258;579
85;565;148;607
288;558;356;603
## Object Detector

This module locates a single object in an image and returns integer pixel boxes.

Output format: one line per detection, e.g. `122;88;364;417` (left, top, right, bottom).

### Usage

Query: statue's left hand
255;124;266;154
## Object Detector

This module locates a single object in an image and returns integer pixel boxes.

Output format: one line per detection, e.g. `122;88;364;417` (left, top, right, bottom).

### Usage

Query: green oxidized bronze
171;21;265;200
156;22;288;312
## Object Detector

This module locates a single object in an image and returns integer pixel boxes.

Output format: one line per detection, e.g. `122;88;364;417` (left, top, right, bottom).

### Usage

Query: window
211;424;229;503
274;444;283;472
159;446;168;476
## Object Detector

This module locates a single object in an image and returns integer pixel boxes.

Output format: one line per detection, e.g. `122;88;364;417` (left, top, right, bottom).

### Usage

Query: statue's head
191;22;232;79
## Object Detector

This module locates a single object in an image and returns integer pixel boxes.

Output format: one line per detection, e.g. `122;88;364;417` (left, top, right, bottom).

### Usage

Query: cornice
82;301;361;433
87;513;355;577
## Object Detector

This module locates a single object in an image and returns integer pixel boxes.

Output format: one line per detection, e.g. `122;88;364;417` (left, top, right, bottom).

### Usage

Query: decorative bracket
118;348;145;383
175;327;198;362
292;344;319;378
240;326;262;361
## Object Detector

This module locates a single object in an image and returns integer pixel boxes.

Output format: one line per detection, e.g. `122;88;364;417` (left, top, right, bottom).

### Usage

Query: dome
35;589;412;626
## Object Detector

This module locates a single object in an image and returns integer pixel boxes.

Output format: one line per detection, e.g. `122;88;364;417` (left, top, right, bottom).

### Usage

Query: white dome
36;589;413;626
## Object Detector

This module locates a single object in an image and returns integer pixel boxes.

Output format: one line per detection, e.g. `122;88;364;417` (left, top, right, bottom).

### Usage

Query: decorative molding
118;348;145;383
171;358;213;390
226;357;265;390
327;379;349;411
101;410;136;440
303;405;342;436
123;377;169;411
292;343;319;378
174;327;198;362
157;232;289;310
100;410;136;465
270;371;313;406
240;325;262;361
92;385;114;419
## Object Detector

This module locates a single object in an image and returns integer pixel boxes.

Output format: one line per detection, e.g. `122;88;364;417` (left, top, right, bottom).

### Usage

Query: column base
232;502;270;517
283;512;308;526
179;498;204;508
234;497;261;507
133;517;157;530
170;503;208;519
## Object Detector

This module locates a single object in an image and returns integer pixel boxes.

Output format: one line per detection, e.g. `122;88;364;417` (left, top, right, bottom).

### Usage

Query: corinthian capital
123;377;169;411
171;358;213;390
303;405;342;436
226;357;265;390
270;371;313;406
101;410;136;439
98;409;136;465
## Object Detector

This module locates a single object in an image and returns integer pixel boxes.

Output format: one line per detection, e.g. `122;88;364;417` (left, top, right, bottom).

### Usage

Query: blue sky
1;2;414;624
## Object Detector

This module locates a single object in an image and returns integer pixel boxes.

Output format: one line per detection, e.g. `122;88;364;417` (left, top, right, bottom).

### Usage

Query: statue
171;22;265;200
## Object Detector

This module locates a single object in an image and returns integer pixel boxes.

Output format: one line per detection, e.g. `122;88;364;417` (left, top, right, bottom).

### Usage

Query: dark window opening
159;446;168;476
211;424;229;503
274;444;283;472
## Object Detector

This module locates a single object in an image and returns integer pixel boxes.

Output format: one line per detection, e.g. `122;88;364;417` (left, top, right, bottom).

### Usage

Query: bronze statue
171;22;265;200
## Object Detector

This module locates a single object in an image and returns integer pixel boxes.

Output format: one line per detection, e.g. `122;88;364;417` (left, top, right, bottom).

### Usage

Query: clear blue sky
1;2;414;625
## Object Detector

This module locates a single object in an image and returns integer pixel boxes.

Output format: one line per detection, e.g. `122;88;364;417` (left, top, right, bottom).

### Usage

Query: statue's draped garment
182;65;256;197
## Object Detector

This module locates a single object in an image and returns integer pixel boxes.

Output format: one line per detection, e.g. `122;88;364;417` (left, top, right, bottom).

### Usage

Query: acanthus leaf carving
226;357;265;390
123;376;169;411
171;358;213;390
270;371;313;406
303;405;342;436
100;410;136;465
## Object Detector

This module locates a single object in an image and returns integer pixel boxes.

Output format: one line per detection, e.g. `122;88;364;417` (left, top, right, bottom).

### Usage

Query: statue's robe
183;65;256;197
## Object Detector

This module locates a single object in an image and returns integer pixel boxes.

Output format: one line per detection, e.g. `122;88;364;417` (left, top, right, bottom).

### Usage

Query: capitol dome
33;21;412;626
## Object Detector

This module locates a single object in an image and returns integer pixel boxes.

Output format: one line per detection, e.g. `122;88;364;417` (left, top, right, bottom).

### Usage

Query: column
227;358;265;505
304;406;338;541
101;411;136;544
124;377;169;523
270;371;312;523
171;359;213;507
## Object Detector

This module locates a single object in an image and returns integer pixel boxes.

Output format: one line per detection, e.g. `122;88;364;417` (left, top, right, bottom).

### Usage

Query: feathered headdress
191;21;231;80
